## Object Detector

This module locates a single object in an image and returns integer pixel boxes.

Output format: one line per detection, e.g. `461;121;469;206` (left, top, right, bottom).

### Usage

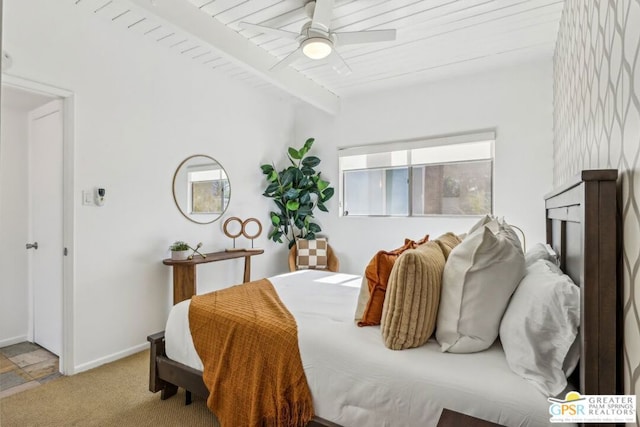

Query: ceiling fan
238;0;396;74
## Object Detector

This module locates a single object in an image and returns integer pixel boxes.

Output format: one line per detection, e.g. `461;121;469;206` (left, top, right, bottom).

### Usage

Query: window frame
338;130;495;218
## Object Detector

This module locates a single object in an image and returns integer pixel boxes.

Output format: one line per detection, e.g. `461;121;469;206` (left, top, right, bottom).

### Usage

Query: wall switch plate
82;190;94;206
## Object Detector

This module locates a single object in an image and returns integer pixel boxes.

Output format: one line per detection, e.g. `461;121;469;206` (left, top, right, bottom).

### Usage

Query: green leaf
305;232;316;240
274;200;286;213
317;179;329;191
260;164;274;175
288;239;296;249
302;156;320;167
270;213;280;226
300;192;311;204
294;218;305;229
317;201;328;212
308;223;321;233
321;187;335;201
298;206;312;216
298;144;309;158
286;200;300;211
301;165;315;176
281;169;295;188
303;138;315;152
264;182;279;193
268;171;278;182
292;168;304;184
299;177;311;188
284;188;300;200
269;229;283;243
288;147;302;160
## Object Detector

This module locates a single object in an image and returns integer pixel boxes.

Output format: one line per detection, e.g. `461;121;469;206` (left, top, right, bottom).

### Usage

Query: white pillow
467;214;496;236
499;259;580;396
436;222;525;353
525;242;559;268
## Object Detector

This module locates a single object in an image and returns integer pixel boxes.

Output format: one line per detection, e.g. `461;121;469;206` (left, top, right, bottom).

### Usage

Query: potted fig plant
169;241;190;261
260;138;334;249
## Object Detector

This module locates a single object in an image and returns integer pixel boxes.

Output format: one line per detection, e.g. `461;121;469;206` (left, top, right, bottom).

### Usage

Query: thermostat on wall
95;187;106;206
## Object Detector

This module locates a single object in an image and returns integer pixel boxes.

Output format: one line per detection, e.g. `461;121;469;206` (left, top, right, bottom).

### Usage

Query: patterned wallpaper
553;0;639;422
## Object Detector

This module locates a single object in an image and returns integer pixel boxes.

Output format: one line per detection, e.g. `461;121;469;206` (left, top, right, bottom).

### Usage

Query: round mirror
172;155;231;224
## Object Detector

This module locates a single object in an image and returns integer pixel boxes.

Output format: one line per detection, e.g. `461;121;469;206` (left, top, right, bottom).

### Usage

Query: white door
28;99;64;356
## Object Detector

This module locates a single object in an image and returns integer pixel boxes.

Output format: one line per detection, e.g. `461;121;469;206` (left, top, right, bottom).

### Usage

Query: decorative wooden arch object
223;216;263;250
242;218;263;249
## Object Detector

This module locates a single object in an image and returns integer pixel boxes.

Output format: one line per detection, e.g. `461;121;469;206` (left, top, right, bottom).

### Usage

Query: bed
148;169;621;427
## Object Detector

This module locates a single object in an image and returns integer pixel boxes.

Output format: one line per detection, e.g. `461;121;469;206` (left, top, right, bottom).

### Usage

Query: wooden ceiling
73;0;564;113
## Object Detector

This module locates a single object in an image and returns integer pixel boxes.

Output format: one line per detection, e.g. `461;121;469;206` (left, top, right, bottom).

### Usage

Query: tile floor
0;342;61;399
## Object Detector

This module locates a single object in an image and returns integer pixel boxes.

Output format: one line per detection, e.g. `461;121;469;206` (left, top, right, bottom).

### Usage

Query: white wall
0;105;29;346
3;0;296;371
294;60;554;274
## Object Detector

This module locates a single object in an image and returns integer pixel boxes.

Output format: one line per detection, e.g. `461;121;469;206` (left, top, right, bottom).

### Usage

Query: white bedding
166;270;572;427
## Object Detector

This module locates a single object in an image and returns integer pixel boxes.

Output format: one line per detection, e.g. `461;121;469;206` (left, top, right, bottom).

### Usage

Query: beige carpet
0;350;220;426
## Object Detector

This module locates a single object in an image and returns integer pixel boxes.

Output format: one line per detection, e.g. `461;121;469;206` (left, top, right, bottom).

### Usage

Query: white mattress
166;270;573;427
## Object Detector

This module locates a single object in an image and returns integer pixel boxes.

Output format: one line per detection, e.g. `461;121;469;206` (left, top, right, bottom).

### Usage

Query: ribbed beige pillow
380;241;446;350
432;232;462;260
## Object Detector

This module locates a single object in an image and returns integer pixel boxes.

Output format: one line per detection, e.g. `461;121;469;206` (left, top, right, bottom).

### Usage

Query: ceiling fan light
302;37;332;59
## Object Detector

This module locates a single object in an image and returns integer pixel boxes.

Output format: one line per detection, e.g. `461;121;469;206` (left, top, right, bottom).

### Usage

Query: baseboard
0;335;28;348
73;342;147;374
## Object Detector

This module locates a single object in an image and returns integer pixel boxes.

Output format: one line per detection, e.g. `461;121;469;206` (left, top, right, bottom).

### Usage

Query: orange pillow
414;234;430;247
358;237;427;327
404;234;429;248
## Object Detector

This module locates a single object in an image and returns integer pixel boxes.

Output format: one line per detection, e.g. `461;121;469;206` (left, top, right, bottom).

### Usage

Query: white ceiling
73;0;564;113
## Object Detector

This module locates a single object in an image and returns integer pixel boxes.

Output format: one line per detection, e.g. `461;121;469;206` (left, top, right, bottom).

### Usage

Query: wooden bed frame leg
161;384;178;400
148;331;180;399
185;390;192;405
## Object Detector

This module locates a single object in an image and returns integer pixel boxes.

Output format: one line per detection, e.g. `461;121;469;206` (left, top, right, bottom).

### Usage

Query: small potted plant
169;241;190;261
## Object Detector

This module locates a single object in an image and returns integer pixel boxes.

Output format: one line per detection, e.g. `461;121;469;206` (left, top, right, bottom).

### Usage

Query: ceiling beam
130;0;340;115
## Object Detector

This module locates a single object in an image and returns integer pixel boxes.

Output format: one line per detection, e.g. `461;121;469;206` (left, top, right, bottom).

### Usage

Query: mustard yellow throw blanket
188;279;314;427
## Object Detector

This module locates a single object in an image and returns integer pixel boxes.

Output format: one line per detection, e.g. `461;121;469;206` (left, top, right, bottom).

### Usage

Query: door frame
2;73;75;375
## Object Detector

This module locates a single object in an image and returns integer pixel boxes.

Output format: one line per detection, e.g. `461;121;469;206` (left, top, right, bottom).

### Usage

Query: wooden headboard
544;169;621;397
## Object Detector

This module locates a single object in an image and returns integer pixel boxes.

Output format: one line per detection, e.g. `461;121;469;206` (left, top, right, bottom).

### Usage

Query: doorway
0;76;74;374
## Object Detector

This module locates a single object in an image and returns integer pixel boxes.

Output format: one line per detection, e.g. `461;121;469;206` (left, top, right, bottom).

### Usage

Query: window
338;132;494;217
187;167;230;215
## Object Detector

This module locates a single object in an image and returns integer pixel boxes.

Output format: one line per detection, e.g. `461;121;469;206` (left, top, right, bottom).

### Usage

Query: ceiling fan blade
238;22;299;40
271;48;305;72
330;50;352;75
310;0;334;34
335;29;397;46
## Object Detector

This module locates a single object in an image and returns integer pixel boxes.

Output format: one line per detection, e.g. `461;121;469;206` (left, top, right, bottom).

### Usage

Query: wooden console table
163;249;264;304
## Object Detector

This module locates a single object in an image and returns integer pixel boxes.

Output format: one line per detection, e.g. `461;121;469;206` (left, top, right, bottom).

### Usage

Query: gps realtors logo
549;391;636;423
